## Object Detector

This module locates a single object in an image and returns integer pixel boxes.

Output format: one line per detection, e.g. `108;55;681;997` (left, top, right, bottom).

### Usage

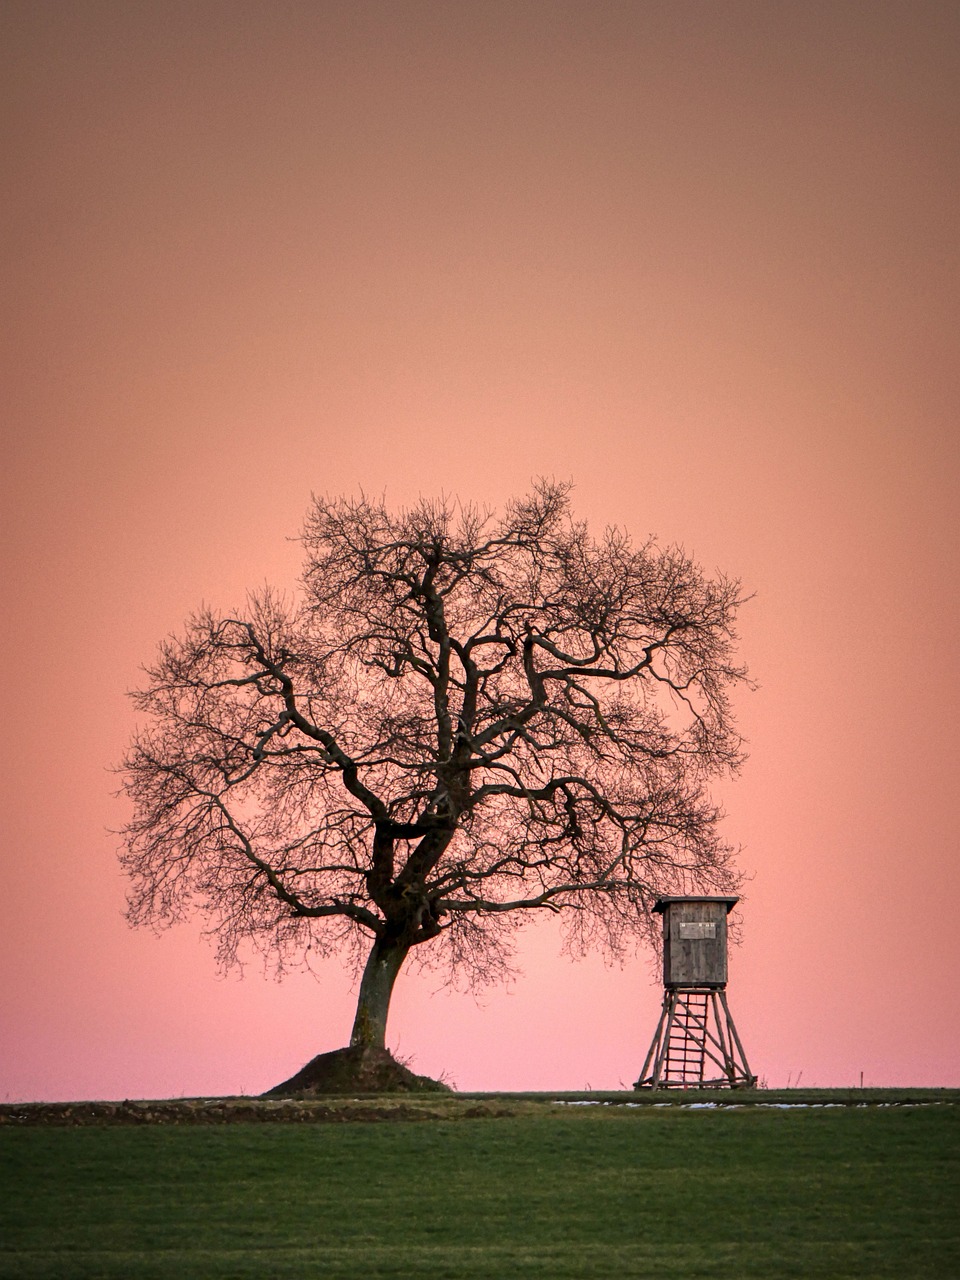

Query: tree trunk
350;936;410;1049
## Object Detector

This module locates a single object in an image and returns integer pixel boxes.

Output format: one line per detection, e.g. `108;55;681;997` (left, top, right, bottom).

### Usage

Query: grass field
2;1100;958;1278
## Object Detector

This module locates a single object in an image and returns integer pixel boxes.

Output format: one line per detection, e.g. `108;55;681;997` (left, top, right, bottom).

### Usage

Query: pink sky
2;0;958;1101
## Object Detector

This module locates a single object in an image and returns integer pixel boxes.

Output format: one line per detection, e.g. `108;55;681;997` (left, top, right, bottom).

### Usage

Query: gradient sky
2;0;958;1101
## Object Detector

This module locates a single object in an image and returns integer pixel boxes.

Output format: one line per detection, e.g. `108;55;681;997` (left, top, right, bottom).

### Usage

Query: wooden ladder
664;990;710;1085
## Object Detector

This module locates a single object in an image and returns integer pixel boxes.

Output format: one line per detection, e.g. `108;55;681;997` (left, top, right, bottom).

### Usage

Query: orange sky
2;0;959;1100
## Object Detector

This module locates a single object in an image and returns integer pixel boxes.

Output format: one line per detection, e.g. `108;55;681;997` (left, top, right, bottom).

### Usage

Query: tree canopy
120;481;748;1058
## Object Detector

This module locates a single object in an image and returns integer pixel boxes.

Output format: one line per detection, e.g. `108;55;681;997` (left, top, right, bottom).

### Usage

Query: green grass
2;1107;958;1278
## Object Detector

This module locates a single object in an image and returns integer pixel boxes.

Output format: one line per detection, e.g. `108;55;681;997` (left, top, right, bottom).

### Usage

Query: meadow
1;1096;957;1278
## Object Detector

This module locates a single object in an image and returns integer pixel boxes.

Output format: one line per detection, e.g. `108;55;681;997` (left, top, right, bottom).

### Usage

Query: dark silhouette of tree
120;481;748;1059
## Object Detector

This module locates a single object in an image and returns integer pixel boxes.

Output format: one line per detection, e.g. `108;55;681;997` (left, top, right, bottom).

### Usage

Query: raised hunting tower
634;896;756;1090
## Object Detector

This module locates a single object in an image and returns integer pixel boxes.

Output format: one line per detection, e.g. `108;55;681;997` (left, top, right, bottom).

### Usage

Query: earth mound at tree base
263;1046;452;1096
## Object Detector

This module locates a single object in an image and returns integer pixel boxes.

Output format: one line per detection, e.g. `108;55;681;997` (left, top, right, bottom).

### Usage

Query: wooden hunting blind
661;896;731;987
635;896;756;1090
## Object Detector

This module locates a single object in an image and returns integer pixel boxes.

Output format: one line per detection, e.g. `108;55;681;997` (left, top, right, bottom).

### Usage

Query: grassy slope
2;1104;958;1279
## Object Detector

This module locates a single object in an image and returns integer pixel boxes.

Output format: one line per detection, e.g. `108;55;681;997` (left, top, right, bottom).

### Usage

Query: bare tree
120;481;748;1059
